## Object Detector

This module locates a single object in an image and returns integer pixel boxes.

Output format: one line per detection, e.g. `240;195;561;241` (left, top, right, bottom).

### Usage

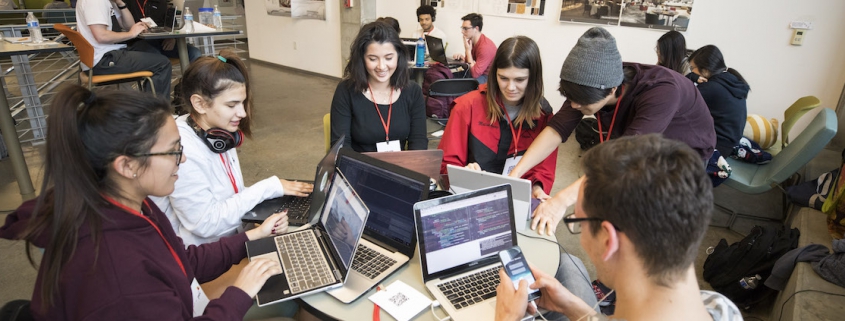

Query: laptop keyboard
280;197;311;220
275;230;335;294
436;266;500;310
351;245;397;279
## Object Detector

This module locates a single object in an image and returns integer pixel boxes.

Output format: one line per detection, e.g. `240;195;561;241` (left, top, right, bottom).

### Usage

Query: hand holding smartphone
499;246;541;301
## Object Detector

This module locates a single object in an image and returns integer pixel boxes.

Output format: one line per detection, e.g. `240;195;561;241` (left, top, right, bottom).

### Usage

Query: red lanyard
368;85;394;141
219;154;239;194
596;85;624;144
103;195;187;277
134;0;148;17
497;98;523;158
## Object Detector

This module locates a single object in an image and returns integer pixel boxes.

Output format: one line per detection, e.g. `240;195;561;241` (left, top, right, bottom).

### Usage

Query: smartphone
499;246;541;301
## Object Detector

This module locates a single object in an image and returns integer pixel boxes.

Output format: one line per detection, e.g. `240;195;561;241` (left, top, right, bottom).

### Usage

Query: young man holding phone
495;134;742;321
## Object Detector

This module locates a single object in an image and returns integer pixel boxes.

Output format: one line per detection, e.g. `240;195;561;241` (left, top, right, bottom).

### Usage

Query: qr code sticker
388;292;409;306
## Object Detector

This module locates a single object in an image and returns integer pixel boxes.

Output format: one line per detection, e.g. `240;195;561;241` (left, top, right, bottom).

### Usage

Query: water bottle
415;37;425;67
739;274;761;290
25;12;43;44
198;7;213;26
212;5;223;30
183;7;195;33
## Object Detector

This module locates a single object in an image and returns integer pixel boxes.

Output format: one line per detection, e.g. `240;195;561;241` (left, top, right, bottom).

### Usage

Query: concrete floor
0;61;770;319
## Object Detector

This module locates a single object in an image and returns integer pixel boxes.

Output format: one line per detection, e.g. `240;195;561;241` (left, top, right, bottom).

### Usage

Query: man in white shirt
411;5;447;58
495;134;743;321
76;0;171;96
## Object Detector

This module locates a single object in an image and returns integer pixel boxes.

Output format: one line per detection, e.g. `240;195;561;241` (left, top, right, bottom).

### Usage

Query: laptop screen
416;186;515;275
321;170;368;269
338;151;427;251
424;35;448;65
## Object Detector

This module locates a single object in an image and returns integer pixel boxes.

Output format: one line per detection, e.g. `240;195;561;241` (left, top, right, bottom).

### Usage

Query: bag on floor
785;169;838;210
422;63;455;119
702;225;799;309
821;149;845;239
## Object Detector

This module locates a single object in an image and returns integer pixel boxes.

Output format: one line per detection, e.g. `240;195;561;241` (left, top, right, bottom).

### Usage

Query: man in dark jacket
126;0;201;62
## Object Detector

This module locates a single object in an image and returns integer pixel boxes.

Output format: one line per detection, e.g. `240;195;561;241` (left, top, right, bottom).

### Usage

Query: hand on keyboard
280;179;314;197
234;258;283;298
246;210;289;240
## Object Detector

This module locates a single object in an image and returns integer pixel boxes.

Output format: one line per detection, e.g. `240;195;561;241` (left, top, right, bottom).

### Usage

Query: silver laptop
446;164;533;231
413;184;517;321
326;149;429;303
245;169;369;306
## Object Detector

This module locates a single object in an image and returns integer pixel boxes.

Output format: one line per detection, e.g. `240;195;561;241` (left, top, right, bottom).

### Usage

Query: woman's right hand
465;162;482;171
280;179;313;197
233;258;282;298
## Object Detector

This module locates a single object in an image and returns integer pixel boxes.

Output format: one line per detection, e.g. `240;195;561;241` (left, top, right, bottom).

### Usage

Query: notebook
326;149;429;303
413;184;517;321
446;164;533;231
246;168;369;306
241;136;344;225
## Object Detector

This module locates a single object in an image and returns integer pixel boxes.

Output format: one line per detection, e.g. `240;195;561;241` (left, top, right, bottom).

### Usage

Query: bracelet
117;4;127;9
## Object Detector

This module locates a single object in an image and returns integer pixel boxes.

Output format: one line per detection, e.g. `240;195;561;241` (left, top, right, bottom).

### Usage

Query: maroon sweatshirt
0;198;253;320
549;63;716;159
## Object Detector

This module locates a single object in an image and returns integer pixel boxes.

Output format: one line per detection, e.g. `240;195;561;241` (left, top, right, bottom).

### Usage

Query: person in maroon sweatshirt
0;86;287;320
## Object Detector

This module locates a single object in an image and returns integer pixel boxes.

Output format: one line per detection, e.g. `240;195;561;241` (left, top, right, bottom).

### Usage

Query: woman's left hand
246;210;289;241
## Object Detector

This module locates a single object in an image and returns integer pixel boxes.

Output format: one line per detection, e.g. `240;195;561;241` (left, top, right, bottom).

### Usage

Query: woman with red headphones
152;50;313;247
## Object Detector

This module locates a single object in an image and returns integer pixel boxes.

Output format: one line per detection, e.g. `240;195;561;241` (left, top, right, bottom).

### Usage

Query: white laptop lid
446;164;531;231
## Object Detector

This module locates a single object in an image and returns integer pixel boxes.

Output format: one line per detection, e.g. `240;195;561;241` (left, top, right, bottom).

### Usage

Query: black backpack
702;225;799;309
574;117;620;150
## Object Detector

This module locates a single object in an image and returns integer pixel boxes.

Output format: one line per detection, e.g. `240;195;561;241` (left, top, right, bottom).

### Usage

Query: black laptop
424;35;466;68
241;136;344;225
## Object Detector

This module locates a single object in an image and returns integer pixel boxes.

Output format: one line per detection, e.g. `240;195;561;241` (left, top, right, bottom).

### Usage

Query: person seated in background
43;0;70;9
413;4;447;57
453;13;497;84
125;0;202;62
76;0;172;96
376;16;401;34
508;27;715;235
687;45;750;158
495;134;742;321
0;0;16;10
439;36;557;199
331;22;428;152
656;30;690;75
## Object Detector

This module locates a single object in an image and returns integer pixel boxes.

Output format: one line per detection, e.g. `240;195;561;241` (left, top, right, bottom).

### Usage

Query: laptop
241;136;345;225
413;184;517;321
246;168;369;306
446;164;534;231
326;149;430;303
424;35;465;67
362;149;444;182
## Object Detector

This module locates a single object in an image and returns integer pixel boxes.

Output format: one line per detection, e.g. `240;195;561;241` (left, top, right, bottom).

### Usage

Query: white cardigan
152;115;285;246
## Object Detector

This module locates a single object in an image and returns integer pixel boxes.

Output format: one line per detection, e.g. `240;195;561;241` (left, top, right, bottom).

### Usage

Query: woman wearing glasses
153;50;313;247
0;86;285;319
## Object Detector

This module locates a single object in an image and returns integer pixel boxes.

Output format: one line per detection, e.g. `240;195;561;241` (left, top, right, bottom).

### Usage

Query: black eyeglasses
562;213;620;234
133;145;183;165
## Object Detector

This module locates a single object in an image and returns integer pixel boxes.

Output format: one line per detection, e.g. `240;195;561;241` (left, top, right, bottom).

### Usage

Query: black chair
596;6;609;18
645;12;664;25
0;300;33;321
426;78;479;126
584;4;592;16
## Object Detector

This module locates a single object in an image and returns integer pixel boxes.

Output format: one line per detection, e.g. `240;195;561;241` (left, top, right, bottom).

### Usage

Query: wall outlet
791;29;805;46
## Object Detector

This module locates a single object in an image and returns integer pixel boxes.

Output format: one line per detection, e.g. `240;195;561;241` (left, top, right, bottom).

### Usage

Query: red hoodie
0;198;253;320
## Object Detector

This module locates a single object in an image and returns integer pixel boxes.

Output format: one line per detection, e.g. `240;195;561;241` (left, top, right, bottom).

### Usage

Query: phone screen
499;246;541;301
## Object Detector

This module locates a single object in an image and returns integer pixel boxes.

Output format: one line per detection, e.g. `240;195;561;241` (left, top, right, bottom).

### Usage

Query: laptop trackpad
253;252;284;274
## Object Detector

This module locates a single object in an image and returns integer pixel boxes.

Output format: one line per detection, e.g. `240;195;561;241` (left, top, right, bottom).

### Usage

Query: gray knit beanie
559;27;623;89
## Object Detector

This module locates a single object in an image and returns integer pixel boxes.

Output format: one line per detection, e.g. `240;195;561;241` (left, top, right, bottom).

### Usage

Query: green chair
781;96;821;147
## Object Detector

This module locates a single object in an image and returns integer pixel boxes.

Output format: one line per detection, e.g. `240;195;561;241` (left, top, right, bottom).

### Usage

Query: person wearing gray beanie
506;27;716;237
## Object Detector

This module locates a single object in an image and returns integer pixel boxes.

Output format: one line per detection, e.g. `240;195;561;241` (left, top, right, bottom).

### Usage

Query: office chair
323;113;331;154
53;23;156;96
426;78;479;126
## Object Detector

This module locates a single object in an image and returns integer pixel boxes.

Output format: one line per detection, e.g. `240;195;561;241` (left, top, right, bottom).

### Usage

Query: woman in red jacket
0;86;285;320
438;36;557;198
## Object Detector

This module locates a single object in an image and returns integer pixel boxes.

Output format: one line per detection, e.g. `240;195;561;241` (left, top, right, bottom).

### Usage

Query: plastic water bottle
415;37;425;67
198;7;213;26
183;7;195;33
212;5;223;30
25;12;43;44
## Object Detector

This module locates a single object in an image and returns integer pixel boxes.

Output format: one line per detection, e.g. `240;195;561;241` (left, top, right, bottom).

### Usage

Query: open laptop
446;164;534;231
413;184;517;321
424;35;465;67
326;149;430;303
246;169;369;306
242;136;345;225
362;149;443;182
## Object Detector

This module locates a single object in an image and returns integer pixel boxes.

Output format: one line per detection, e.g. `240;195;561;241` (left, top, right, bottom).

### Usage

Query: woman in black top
330;21;427;152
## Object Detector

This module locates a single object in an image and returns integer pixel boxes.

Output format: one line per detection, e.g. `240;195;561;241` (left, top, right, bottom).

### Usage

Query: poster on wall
559;0;620;25
265;0;291;17
619;0;693;31
264;0;326;20
479;0;546;19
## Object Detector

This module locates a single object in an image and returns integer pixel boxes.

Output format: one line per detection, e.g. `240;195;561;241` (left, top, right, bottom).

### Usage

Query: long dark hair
24;85;171;309
485;36;544;128
180;49;253;137
689;45;749;89
656;30;687;74
343;22;410;92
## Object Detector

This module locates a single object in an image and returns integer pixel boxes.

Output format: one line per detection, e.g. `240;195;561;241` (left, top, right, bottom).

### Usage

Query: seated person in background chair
76;0;172;96
687;45;749;158
126;0;201;62
452;13;497;84
412;5;447;58
495;134;742;321
44;0;70;9
508;27;715;235
439;36;557;199
152;51;312;247
656;30;690;75
331;22;428;152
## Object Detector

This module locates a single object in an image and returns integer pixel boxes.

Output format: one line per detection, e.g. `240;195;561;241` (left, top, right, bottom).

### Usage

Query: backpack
702;225;799;309
423;63;455;119
574;117;620;150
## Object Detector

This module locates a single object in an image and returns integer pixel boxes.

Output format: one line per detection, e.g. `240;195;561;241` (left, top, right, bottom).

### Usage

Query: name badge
191;277;210;317
376;140;401;152
502;156;523;176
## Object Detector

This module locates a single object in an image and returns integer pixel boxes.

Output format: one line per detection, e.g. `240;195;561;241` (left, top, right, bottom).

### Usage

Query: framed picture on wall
619;0;692;31
559;0;621;25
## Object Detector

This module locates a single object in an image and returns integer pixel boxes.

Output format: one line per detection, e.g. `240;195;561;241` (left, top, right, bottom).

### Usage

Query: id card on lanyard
499;99;523;176
369;85;402;152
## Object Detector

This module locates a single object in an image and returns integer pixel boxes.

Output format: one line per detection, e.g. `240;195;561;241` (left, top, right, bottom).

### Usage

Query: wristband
117;4;127;9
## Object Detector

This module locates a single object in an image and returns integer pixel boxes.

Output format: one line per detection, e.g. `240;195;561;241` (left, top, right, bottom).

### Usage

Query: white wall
244;0;343;77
